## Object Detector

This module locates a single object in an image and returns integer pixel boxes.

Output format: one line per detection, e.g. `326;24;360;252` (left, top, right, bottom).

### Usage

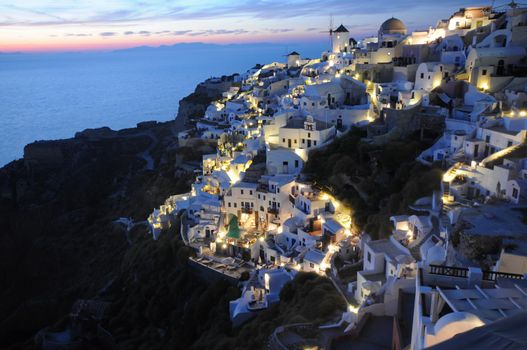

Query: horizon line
0;37;332;54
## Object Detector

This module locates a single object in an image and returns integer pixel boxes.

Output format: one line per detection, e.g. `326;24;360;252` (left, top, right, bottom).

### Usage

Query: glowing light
259;236;265;242
222;244;227;249
348;304;359;313
481;82;489;91
520;111;527;117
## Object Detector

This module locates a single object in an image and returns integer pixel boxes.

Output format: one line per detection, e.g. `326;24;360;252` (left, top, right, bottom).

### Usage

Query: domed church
379;17;408;36
378;17;408;49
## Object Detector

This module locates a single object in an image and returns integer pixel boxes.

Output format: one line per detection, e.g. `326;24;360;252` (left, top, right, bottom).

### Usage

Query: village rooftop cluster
149;3;527;349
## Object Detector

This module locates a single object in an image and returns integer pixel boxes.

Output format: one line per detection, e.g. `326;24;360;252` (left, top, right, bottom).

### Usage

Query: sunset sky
1;0;490;53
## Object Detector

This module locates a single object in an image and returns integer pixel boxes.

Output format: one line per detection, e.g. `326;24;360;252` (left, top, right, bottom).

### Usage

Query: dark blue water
0;42;326;166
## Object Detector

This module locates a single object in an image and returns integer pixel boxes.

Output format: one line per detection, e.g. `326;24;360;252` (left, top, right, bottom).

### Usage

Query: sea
0;42;326;166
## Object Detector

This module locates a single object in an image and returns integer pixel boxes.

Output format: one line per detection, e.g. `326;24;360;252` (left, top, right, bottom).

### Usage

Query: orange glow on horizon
0;33;325;53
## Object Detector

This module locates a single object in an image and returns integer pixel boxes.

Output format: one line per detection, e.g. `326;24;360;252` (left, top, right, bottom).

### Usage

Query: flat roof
232;181;258;189
368;238;411;262
461;204;527;238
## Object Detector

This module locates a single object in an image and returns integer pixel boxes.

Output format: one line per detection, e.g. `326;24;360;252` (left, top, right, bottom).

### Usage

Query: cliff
0;75;345;350
0;79;224;348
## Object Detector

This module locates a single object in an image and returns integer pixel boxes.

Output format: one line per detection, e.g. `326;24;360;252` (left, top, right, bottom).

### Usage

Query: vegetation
104;228;345;350
304;127;443;239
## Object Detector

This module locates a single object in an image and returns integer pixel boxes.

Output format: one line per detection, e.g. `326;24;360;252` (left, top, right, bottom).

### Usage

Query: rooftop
460;204;527;238
284;118;333;130
437;283;527;321
367;238;411;262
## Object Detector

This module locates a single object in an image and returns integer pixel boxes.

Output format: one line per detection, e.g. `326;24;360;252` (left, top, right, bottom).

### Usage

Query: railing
429;264;525;282
268;207;279;215
429;264;469;278
482;270;524;282
241;207;253;214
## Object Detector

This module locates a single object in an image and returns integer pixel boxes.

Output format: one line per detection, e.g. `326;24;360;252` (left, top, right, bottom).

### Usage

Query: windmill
320;14;334;51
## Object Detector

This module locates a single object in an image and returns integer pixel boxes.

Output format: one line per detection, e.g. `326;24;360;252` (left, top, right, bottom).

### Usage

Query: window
277;187;280;193
513;188;519;199
258;194;260;199
241;189;244;195
249;190;253;195
228;202;231;207
482;69;487;76
295;160;299;168
314;141;317;146
367;252;371;263
309;263;314;268
282;138;286;143
420;73;424;79
485;135;490;143
308;133;311;138
294;139;297;144
234;203;237;208
302;139;305;143
508;141;513;147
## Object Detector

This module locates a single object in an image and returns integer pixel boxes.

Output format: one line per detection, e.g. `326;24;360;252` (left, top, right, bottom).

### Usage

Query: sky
0;0;493;53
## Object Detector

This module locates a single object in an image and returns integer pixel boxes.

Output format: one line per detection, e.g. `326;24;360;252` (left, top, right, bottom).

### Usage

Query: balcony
241;207;254;214
268;207;279;215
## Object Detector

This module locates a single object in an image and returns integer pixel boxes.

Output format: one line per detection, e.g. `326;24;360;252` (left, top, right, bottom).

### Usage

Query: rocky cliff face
0;72;346;350
176;76;235;122
0;79;226;348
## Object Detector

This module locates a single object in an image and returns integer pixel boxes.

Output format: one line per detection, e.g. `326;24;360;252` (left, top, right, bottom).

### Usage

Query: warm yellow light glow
348;304;359;313
222;244;227;249
481;82;489;91
520;111;526;117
